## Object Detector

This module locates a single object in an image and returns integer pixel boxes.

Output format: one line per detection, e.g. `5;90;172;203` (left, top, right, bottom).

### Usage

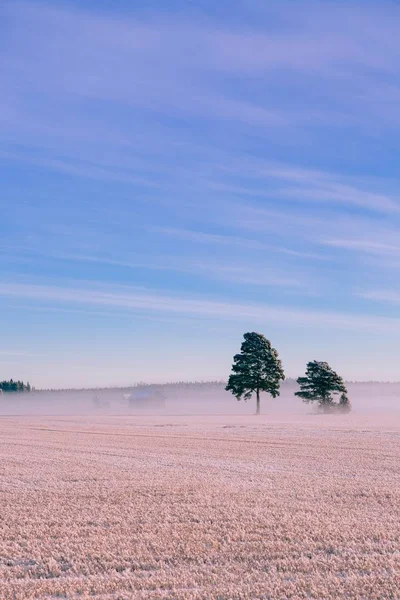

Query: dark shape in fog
127;386;166;411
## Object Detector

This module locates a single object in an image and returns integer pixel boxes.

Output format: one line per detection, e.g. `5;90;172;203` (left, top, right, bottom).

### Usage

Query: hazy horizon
12;377;400;392
2;380;400;418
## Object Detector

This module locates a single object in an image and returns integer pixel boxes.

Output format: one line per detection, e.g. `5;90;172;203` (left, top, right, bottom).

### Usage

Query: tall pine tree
226;332;285;415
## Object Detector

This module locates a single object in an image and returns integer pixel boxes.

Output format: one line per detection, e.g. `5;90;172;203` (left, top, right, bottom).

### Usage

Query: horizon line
18;379;400;392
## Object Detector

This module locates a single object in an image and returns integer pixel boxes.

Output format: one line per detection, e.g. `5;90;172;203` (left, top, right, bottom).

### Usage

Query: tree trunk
256;389;260;415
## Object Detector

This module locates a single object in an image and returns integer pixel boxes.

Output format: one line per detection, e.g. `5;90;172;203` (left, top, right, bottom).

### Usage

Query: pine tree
0;380;32;393
226;332;285;415
295;361;350;413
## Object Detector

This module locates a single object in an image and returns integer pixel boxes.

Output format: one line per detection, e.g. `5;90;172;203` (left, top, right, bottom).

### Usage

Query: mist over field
2;380;400;599
1;381;400;416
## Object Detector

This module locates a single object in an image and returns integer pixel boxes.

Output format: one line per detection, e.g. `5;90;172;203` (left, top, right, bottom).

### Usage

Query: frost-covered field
1;414;400;599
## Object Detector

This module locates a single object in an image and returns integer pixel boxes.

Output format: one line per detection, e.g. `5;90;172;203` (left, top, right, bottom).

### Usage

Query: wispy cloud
0;150;160;188
149;227;326;260
0;248;307;289
1;280;400;334
323;239;400;256
358;290;400;305
1;2;289;130
4;0;400;155
208;163;400;213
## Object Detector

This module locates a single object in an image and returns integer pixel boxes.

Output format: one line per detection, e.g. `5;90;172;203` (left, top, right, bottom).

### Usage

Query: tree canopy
0;380;31;393
225;332;285;415
295;361;350;413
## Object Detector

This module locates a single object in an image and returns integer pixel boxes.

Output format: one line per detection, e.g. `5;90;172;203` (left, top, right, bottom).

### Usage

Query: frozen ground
1;413;400;599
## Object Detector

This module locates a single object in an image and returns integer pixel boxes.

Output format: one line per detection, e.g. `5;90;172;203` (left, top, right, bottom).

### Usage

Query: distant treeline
0;380;31;393
27;378;299;393
36;380;226;392
7;378;400;395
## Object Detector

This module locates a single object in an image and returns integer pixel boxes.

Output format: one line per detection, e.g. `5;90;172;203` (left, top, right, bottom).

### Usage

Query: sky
2;0;400;388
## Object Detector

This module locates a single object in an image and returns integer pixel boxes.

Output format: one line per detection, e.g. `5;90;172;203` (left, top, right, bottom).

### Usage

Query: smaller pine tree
295;361;351;413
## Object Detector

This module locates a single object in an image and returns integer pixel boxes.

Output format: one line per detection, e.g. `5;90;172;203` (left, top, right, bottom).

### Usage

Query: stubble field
1;414;400;599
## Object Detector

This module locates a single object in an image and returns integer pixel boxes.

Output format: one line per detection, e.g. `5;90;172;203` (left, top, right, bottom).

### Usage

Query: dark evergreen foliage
0;379;31;393
225;332;285;415
295;361;351;413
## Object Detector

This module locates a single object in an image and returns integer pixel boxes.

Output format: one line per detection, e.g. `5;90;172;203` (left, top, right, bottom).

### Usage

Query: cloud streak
1;280;400;334
149;227;327;260
358;290;400;305
323;239;400;257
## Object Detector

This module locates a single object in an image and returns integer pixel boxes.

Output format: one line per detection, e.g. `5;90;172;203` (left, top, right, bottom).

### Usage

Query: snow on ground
1;413;400;599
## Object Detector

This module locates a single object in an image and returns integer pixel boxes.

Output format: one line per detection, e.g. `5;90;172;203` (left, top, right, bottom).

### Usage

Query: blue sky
2;0;400;388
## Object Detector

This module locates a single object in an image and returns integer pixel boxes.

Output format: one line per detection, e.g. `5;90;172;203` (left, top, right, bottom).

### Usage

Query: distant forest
27;378;400;394
0;380;31;392
2;378;400;395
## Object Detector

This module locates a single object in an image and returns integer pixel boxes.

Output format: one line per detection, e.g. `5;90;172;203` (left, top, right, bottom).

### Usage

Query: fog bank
1;381;400;416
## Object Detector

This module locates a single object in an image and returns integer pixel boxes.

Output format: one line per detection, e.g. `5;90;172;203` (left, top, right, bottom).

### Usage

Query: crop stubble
0;415;400;599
